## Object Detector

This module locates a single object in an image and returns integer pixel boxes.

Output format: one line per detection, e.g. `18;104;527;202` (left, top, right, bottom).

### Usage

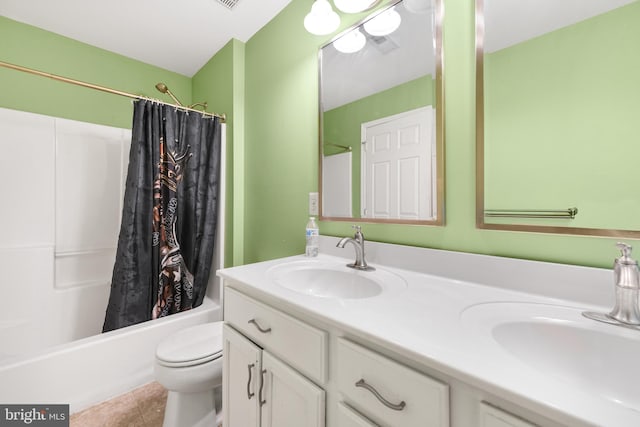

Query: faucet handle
352;225;363;238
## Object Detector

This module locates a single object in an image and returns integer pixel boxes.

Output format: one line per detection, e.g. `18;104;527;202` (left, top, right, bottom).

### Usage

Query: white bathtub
0;297;221;413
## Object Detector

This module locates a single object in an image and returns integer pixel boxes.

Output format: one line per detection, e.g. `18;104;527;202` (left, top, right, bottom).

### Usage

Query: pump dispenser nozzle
614;242;640;289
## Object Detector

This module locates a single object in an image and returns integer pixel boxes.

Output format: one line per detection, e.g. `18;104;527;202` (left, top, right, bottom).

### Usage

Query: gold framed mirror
476;0;640;238
318;0;444;225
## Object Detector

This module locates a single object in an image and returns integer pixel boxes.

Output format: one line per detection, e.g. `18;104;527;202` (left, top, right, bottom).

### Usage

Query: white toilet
154;321;224;427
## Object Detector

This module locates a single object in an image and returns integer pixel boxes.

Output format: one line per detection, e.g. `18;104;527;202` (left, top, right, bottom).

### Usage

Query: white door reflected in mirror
361;107;435;220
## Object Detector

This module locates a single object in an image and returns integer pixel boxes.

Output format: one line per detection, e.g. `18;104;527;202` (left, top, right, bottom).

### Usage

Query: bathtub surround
0;107;130;358
103;100;223;331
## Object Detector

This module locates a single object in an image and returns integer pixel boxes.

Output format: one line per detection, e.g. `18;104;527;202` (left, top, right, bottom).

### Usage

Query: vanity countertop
217;237;640;427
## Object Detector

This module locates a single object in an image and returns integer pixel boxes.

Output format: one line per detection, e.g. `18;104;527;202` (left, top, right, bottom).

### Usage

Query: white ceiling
0;0;293;76
322;3;434;111
484;0;636;53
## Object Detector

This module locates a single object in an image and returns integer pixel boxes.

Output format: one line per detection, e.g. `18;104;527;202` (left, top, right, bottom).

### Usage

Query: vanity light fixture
304;0;341;35
304;0;386;35
333;28;367;53
333;0;382;14
363;6;401;36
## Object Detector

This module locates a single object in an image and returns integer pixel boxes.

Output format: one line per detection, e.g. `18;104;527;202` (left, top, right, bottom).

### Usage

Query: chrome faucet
336;226;375;271
584;242;640;328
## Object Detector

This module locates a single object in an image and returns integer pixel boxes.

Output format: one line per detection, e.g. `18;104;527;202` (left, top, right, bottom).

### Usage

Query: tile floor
70;382;167;427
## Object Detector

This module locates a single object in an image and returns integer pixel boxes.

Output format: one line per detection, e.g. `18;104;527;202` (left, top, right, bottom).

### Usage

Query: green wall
3;1;636;272
323;74;435;217
193;39;246;267
242;0;632;269
484;2;640;231
0;16;191;128
0;15;238;266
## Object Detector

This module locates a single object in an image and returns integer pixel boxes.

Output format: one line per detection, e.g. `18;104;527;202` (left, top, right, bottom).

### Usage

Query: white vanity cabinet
222;285;451;427
336;402;379;427
222;287;327;427
336;338;449;427
220;285;558;427
217;241;633;427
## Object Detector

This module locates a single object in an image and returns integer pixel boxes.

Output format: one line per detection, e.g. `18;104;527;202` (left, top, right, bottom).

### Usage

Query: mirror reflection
477;0;640;236
320;0;443;224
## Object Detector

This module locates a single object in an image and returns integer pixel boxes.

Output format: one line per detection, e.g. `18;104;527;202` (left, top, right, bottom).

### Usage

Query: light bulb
304;0;340;35
333;28;366;53
403;0;432;14
363;7;401;36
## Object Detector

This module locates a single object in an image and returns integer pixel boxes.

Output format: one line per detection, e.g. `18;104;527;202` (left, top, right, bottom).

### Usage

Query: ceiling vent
369;35;399;55
216;0;240;9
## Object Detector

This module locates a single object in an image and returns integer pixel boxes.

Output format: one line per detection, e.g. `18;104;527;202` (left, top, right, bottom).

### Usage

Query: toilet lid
156;322;223;367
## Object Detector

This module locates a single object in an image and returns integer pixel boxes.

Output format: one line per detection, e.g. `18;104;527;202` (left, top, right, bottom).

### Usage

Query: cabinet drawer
224;286;328;385
337;402;379;427
336;338;449;427
479;402;537;427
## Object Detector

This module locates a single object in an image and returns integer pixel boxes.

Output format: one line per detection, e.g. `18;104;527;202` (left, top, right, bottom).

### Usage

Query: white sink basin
461;302;640;411
267;258;406;299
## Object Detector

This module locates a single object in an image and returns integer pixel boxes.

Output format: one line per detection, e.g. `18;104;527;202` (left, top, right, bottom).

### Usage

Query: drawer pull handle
355;379;406;411
259;369;267;406
247;363;255;399
248;318;272;333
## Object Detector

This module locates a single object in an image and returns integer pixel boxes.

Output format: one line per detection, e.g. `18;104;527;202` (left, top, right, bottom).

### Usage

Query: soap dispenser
608;242;640;325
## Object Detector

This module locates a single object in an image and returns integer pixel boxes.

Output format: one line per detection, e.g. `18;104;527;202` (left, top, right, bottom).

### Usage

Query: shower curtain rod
0;60;227;122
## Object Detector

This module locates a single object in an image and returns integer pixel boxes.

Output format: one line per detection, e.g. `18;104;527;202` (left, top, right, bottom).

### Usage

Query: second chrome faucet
336;225;375;271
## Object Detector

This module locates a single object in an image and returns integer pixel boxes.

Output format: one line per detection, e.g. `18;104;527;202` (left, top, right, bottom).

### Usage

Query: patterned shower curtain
103;100;222;332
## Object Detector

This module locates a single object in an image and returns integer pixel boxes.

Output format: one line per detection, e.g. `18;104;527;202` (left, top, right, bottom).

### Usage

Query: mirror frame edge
474;0;640;239
318;0;446;226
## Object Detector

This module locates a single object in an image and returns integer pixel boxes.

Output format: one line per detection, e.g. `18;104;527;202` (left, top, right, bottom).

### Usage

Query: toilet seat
156;322;223;368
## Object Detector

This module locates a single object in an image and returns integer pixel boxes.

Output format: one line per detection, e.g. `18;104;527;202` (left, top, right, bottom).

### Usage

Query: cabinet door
260;350;325;427
223;324;261;427
479;402;537;427
336;402;379;427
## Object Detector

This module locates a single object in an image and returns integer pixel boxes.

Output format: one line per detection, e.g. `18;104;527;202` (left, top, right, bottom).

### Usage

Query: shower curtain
103;99;222;332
